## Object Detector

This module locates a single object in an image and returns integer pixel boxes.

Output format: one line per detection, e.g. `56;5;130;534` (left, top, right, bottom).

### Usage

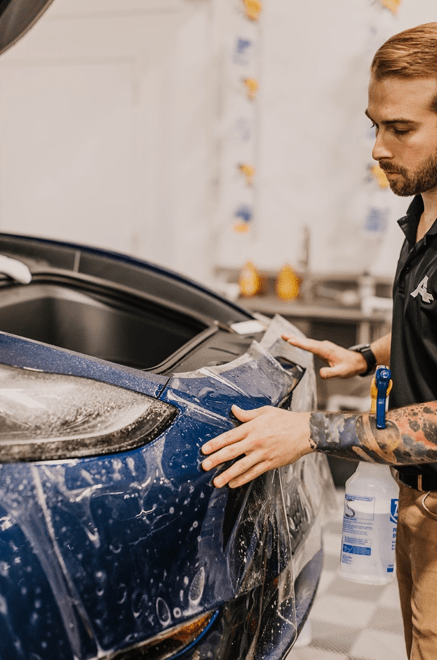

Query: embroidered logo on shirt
410;276;434;303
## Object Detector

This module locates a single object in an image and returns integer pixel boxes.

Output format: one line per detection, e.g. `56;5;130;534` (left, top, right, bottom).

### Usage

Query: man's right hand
282;334;368;379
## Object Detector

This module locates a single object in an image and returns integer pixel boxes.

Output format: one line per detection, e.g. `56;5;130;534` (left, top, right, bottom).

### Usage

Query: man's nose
372;131;392;161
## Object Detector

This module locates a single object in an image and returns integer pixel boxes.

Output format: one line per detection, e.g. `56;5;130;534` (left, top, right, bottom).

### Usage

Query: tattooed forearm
309;401;437;465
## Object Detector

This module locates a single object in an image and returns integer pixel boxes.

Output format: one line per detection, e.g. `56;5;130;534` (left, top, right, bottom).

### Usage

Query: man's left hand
201;405;313;488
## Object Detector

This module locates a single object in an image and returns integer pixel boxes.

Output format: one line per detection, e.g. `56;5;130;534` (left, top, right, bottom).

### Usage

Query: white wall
0;0;216;282
214;0;437;278
0;0;436;283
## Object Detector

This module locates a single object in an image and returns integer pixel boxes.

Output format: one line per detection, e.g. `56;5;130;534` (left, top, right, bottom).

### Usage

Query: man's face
367;76;437;196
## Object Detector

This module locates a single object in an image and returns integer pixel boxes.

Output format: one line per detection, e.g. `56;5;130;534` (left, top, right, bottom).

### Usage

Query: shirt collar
397;195;437;245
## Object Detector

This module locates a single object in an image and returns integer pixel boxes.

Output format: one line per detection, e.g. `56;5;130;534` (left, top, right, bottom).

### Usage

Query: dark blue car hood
0;316;336;660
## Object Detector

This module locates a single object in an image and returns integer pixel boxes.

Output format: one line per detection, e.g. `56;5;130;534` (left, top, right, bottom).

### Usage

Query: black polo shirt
390;195;437;477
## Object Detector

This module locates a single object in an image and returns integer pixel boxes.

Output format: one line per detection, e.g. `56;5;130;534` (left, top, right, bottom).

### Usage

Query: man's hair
371;23;437;112
371;22;437;80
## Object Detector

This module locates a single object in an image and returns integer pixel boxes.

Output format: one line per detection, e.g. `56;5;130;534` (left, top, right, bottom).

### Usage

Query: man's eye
393;128;410;135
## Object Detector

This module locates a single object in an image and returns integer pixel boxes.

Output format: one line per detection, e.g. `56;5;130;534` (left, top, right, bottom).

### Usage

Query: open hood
0;0;55;55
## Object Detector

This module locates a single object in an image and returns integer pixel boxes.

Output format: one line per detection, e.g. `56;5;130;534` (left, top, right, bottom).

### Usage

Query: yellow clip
380;0;401;15
370;164;389;189
243;0;263;21
244;78;259;100
239;163;255;185
233;222;251;234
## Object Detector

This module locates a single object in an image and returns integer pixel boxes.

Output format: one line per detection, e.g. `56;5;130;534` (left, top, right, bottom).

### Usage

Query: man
201;23;437;660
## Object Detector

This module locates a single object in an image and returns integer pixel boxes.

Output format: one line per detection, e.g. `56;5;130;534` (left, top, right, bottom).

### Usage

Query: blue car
0;234;336;660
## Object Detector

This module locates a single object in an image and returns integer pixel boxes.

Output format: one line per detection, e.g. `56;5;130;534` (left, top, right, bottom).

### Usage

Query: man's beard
380;151;437;197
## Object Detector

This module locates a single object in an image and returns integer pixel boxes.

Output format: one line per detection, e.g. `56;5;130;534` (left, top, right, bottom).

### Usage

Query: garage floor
289;490;407;660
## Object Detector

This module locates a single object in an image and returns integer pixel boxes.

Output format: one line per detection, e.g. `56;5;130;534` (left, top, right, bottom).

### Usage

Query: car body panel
0;331;168;398
0;235;337;660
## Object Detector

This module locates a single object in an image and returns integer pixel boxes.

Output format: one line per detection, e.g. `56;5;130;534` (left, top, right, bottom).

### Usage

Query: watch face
350;344;370;353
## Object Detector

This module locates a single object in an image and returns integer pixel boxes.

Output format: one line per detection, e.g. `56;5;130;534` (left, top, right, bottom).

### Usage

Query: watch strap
348;343;377;377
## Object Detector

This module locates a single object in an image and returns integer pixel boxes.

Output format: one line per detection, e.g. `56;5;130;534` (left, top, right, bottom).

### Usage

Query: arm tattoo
309;401;437;465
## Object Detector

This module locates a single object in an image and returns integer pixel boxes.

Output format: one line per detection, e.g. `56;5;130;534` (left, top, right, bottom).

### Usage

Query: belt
398;471;437;492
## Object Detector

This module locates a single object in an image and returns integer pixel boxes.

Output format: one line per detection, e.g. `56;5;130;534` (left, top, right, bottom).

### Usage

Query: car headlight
110;611;218;660
0;363;177;462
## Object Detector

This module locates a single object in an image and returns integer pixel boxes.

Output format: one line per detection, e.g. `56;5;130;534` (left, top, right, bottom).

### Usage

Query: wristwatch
348;343;377;377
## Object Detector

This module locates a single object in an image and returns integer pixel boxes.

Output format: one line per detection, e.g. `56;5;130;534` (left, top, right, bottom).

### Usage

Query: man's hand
201;405;313;488
282;334;368;379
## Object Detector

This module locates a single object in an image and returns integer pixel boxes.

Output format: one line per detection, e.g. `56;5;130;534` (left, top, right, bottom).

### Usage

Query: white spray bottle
339;366;399;585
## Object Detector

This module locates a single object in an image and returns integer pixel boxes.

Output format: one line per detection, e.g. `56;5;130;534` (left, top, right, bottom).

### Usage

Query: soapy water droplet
189;567;205;605
117;584;127;604
84;526;100;547
156;597;171;626
109;539;122;554
132;591;147;618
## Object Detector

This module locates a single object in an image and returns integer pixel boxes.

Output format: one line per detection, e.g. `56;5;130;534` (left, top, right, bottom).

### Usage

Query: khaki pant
396;482;437;659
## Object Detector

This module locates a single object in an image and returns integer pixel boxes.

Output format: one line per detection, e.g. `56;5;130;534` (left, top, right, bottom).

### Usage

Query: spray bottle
339;366;399;585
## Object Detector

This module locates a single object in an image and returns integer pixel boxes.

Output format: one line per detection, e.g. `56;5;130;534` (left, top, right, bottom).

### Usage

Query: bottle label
340;493;399;582
390;498;398;524
342;543;371;556
342;495;375;557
